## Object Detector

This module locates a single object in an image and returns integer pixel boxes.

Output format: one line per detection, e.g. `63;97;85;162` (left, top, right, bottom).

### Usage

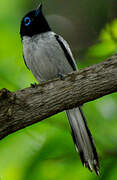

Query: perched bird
20;4;99;175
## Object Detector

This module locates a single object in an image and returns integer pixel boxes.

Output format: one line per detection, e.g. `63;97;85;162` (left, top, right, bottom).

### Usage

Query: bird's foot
30;82;38;88
58;73;65;80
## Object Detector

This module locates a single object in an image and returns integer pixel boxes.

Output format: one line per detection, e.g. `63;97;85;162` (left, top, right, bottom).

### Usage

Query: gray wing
23;32;77;82
55;34;78;71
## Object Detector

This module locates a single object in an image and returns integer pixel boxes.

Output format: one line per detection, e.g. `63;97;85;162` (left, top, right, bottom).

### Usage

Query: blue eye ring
24;17;31;26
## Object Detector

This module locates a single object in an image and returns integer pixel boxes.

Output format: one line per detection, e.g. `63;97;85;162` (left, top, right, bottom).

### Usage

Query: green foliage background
0;1;117;180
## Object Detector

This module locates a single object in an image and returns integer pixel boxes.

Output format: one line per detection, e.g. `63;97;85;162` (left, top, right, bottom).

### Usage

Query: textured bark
0;54;117;140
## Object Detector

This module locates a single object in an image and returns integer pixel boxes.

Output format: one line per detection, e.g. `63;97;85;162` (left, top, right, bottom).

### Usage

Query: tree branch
0;54;117;140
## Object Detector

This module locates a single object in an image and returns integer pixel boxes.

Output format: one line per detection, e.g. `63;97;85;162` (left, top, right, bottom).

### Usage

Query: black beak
35;3;42;16
36;3;42;12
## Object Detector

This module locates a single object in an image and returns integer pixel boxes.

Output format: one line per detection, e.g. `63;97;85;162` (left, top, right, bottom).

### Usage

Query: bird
20;4;99;175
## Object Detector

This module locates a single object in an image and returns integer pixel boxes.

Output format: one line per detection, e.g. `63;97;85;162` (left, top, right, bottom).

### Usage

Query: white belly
22;33;75;82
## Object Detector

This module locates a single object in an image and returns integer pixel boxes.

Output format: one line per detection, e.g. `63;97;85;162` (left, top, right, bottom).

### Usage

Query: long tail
66;107;99;175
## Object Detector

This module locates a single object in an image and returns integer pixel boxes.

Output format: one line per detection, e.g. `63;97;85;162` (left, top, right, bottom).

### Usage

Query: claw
30;82;37;88
58;73;65;80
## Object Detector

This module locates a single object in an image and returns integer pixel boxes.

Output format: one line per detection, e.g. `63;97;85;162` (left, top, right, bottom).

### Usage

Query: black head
20;4;51;38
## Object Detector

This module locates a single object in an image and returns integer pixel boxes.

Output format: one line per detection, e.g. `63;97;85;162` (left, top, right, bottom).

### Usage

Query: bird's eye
24;17;31;26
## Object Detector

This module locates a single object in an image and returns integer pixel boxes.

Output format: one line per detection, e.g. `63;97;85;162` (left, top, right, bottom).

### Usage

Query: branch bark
0;54;117;140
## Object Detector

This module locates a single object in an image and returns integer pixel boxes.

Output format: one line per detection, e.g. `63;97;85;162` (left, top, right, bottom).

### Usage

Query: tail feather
66;107;99;175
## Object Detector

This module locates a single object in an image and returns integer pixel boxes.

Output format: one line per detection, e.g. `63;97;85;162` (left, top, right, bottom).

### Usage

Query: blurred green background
1;0;117;180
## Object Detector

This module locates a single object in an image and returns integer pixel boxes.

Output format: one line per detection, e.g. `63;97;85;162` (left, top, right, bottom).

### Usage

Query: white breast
22;32;75;82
